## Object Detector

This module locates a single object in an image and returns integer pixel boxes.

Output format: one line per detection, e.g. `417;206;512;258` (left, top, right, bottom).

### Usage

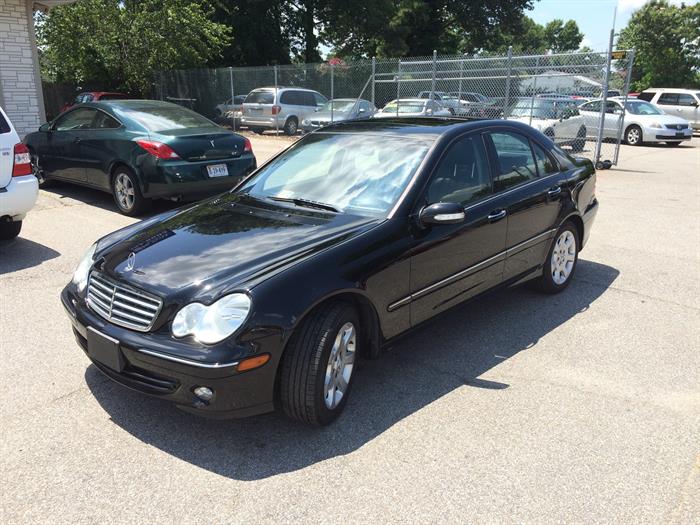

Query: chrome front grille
87;272;162;332
665;123;688;130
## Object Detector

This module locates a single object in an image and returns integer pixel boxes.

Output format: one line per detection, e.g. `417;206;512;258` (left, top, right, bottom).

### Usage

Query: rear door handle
487;209;507;222
547;186;562;198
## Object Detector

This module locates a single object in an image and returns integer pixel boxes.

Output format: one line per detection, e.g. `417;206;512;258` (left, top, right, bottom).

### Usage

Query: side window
490;132;538;192
313;92;327;105
637;92;654;102
657;93;679;105
425;135;491;206
677;94;697;106
93;111;121;129
279;91;296;105
532;142;557;176
605;101;621;114
582;100;601;112
54;108;98;131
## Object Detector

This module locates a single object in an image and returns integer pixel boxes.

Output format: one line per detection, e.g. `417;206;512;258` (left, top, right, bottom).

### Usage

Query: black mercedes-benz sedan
24;100;256;216
61;118;598;425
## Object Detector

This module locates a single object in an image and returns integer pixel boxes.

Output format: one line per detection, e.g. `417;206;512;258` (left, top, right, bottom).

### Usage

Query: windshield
238;133;432;216
382;102;425;113
625;101;664;115
320;100;357;112
245;90;275;104
121;106;214;131
508;101;556;119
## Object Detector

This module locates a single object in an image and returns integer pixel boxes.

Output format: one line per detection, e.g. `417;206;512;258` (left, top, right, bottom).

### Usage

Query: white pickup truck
0;106;38;240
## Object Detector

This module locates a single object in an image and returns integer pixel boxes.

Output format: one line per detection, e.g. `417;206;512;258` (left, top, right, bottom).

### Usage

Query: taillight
135;139;180;159
243;137;252;153
271;105;281;115
12;143;32;177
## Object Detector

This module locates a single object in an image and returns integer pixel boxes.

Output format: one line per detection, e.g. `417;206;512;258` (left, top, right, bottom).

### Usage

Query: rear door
486;130;565;281
43;107;97;182
408;132;508;325
0;108;18;188
676;93;699;125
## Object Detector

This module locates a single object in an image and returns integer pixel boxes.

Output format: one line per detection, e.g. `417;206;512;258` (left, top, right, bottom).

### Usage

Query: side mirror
358;108;366;113
39;122;52;132
419;202;465;226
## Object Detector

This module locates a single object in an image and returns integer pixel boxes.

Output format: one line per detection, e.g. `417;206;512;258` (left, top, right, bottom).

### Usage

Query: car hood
307;110;351;122
634;114;689;126
96;193;381;300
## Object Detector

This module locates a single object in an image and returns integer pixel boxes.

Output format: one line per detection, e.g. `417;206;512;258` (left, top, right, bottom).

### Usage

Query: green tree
617;0;700;90
37;0;231;95
543;19;583;52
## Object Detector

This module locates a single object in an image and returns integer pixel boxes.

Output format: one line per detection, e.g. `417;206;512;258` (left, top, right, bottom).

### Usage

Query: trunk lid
155;129;248;162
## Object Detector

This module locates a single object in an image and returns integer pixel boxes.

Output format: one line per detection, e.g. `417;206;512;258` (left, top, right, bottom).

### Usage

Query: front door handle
73;137;82;143
547;186;562;198
487;209;507;222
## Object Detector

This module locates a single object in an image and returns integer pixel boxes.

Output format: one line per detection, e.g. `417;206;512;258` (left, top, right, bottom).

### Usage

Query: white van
0;106;38;240
638;89;700;131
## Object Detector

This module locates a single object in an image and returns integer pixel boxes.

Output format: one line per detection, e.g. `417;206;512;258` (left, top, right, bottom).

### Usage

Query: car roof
249;86;321;93
85;99;184;110
643;88;698;93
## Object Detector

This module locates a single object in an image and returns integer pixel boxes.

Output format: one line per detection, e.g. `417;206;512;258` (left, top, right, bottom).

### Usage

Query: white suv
638;89;700;131
0;107;38;240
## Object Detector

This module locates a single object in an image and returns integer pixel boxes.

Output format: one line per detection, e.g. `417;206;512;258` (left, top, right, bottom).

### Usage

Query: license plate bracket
87;327;124;372
207;164;229;178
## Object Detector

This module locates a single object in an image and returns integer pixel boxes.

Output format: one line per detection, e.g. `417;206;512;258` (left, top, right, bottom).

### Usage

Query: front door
486;130;566;281
408;132;508;326
44;107;97;182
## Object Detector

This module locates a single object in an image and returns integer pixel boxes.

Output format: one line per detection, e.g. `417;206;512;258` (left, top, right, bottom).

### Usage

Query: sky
529;0;700;51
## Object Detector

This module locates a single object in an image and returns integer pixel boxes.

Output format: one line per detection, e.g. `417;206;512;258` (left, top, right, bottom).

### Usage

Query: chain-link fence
155;48;634;168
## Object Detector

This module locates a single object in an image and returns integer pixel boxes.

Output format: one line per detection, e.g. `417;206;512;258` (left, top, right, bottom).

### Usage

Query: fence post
229;67;235;131
613;49;635;166
371;56;376;106
458;57;463;103
503;46;513;120
396;59;401;116
528;56;540;127
274;65;279;134
595;29;614;167
430;49;437;105
330;62;335;123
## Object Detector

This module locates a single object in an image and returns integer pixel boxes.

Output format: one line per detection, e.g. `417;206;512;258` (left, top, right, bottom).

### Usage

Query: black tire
531;221;579;294
28;149;52;188
625;124;643;146
666;141;682;147
571;126;586;152
251;127;265;135
279;301;359;426
283;117;298;136
0;221;22;241
111;166;150;216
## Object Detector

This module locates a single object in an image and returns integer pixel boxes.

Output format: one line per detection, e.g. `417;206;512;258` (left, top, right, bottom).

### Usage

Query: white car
0;106;38;240
637;88;699;131
374;99;452;118
578;98;692;146
505;98;587;151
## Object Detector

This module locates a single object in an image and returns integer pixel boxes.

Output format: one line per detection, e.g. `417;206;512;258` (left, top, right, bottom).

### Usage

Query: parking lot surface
1;136;699;523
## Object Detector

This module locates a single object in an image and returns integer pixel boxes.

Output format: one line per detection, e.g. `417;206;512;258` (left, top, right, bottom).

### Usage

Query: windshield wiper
268;196;340;213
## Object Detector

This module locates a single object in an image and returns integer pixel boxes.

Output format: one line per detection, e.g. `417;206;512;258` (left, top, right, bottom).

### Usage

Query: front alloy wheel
625;125;642;146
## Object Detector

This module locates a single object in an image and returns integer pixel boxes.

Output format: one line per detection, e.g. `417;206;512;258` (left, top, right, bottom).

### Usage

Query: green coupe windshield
238;133;432;216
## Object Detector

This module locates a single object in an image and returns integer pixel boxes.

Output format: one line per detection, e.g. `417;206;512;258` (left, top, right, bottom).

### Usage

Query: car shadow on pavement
85;259;619;480
0;237;60;274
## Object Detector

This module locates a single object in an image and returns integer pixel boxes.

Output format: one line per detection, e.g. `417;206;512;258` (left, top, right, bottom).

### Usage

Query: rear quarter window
245;90;275;104
637;92;655;102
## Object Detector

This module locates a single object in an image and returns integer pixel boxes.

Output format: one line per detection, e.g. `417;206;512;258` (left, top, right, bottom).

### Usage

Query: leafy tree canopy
37;0;230;95
617;0;700;90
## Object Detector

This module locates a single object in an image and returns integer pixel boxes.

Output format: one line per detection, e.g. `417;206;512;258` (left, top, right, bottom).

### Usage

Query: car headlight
649;121;663;129
171;293;251;344
72;243;97;292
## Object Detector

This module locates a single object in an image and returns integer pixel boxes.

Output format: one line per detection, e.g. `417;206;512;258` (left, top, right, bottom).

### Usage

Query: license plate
207;164;229;178
675;132;685;137
86;326;124;372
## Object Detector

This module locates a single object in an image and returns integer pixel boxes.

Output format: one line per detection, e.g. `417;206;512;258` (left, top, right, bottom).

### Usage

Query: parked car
578;98;692;146
301;98;376;132
505;98;587;151
374;99;452;118
215;95;248;119
241;87;328;135
0;106;38;240
60;92;130;113
417;91;467;115
637;88;700;131
24;100;256;216
449;92;501;118
61;118;598;425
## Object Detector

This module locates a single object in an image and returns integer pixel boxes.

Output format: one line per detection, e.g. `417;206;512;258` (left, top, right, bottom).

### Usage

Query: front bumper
0;174;39;221
646;127;693;142
61;286;278;418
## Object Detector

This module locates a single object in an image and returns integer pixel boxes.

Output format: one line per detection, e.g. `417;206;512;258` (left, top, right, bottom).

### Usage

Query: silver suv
638;88;700;131
241;87;328;135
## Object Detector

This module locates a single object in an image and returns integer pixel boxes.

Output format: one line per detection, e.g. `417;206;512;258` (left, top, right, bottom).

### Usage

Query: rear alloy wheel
280;302;359;425
112;168;149;216
532;221;579;294
625;125;643;146
283;117;298;136
0;220;22;241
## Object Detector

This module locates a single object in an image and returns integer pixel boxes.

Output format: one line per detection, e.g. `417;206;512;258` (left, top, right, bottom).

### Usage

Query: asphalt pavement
1;135;698;524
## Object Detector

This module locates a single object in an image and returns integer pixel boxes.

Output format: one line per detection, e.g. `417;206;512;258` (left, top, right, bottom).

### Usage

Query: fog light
193;386;213;402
